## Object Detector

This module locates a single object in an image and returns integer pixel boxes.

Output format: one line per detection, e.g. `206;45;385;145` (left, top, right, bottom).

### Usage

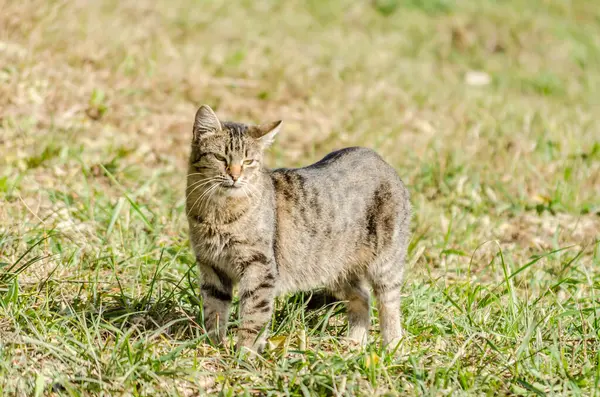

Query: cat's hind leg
368;247;406;349
330;277;371;345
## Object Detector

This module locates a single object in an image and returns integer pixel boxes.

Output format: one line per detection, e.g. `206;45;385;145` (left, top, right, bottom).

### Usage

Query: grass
1;0;599;395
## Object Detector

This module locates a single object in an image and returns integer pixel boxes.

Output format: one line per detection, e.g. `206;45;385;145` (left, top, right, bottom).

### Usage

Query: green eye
213;153;226;162
243;159;256;166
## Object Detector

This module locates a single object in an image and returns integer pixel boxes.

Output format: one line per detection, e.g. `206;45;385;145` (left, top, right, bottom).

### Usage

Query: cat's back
272;146;408;197
306;146;398;178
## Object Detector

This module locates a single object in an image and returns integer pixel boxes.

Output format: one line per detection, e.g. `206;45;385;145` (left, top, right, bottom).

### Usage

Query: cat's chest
190;223;236;260
189;218;264;268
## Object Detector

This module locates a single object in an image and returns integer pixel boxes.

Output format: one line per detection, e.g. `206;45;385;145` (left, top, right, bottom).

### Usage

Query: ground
1;0;599;395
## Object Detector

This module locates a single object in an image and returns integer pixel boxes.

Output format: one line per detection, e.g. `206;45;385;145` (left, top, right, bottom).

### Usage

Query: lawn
1;0;599;395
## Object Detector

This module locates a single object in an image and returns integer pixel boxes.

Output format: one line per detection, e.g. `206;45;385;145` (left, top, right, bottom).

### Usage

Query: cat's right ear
193;105;222;141
251;120;282;148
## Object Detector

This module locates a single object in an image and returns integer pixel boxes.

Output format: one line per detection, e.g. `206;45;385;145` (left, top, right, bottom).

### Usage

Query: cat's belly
275;238;374;294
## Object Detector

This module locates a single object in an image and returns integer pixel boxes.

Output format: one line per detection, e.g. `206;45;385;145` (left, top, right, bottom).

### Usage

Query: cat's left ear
251;120;282;148
193;105;222;141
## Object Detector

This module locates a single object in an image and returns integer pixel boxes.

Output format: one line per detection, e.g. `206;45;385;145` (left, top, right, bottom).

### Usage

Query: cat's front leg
236;253;276;353
198;262;233;345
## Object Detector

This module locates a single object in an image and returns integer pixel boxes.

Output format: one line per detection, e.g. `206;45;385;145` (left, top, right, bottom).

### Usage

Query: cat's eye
243;159;256;166
213;153;226;162
192;157;208;169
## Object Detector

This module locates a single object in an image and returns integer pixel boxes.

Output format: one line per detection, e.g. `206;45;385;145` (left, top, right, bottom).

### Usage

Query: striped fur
186;105;411;352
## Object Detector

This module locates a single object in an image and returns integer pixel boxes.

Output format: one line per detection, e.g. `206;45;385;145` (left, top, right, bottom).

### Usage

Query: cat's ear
193;105;222;140
251;120;282;148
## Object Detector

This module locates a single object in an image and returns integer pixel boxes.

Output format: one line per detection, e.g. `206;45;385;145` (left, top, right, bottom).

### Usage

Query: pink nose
228;165;241;182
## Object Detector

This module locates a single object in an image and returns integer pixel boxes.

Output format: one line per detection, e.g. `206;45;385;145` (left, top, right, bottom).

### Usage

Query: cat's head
187;105;282;199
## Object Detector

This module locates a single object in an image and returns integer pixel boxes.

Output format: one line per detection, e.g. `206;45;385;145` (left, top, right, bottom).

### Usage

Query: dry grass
1;0;599;395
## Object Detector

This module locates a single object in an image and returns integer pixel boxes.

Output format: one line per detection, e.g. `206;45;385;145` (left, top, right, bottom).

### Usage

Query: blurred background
2;0;598;261
1;0;599;394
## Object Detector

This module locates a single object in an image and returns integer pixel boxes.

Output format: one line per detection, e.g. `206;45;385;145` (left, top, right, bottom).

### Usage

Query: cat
186;105;411;353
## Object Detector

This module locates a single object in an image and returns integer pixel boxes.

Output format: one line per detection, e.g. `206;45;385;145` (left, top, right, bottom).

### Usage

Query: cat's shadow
83;289;343;341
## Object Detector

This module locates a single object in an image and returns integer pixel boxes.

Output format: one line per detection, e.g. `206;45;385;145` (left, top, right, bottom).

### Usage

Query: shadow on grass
77;287;345;342
96;292;203;339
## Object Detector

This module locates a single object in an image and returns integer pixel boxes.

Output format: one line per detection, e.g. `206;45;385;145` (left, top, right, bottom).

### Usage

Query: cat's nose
228;165;241;182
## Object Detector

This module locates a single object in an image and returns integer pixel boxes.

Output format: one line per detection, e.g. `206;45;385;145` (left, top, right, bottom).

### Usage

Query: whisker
186;181;216;202
243;182;261;200
185;177;225;201
188;183;213;215
188;178;218;190
241;185;250;200
190;177;222;189
206;184;221;208
202;184;222;211
187;175;223;187
240;183;254;199
188;182;221;215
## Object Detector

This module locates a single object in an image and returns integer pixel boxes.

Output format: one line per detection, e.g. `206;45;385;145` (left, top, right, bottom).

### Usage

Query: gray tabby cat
186;105;411;352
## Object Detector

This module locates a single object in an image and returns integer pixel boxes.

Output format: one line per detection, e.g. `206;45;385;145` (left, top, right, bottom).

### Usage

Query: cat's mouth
220;181;247;198
222;182;242;189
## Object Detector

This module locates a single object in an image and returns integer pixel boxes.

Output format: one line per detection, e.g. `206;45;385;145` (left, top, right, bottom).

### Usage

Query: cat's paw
236;328;267;355
339;337;366;352
342;332;368;345
384;336;407;356
235;343;264;360
236;339;265;352
203;328;227;347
